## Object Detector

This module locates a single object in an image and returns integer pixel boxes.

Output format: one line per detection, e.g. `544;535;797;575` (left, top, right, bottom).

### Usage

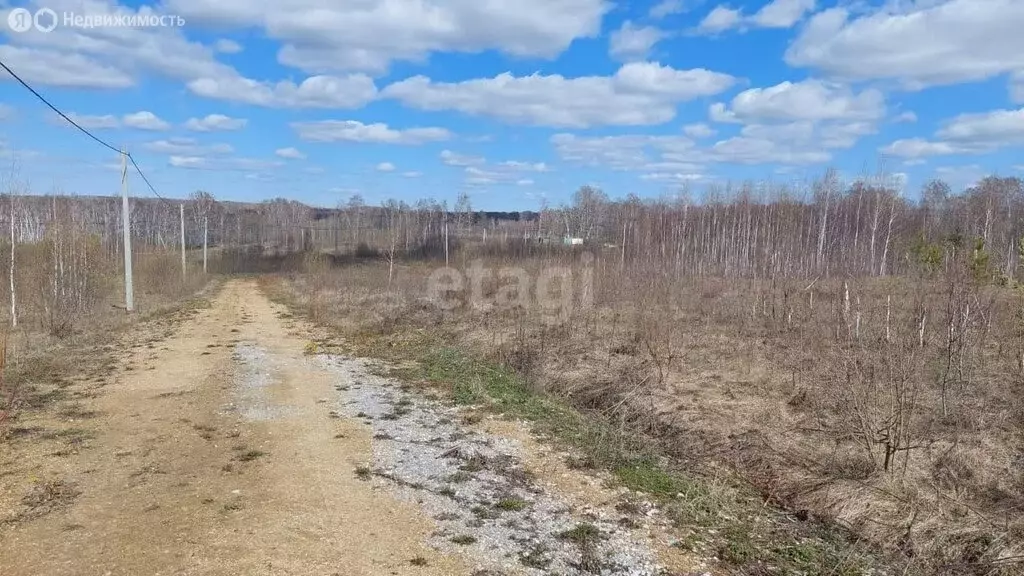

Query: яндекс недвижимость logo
6;6;185;33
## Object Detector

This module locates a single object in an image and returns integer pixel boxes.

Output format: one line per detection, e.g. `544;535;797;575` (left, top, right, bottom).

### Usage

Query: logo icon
7;7;33;32
34;7;57;32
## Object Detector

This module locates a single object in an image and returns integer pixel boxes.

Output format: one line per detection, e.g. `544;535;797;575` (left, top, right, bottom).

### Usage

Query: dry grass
265;243;1024;575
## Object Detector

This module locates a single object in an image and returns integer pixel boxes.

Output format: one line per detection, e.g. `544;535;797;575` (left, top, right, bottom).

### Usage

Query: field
1;178;1023;575
267;242;1023;575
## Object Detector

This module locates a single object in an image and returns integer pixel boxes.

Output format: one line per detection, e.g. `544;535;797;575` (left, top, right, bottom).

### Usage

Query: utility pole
121;148;134;312
9;191;16;327
180;203;186;279
202;215;208;274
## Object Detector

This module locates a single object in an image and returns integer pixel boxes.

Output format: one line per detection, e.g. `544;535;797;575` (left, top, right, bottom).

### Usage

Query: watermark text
7;7;186;33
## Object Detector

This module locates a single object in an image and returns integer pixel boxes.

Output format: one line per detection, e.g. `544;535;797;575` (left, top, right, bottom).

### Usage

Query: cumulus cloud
696;0;814;34
440;150;485;166
697;6;743;33
144;137;233;155
893;111;918;123
275;147;305;159
650;0;688;19
683;122;716;138
376;162;396;172
751;0;815;28
187;74;378;108
169;155;281;171
165;0;610;75
291;120;451;145
609;21;665;61
55;111;172;131
381;62;736;128
214;39;243;54
185;114;247;131
0;45;133;89
881;107;1024;158
122;111;170;131
710;79;886;123
786;0;1024;92
63;113;121;130
0;1;378;110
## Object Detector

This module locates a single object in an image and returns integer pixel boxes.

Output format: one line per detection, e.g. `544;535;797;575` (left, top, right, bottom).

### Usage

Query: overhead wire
0;57;178;210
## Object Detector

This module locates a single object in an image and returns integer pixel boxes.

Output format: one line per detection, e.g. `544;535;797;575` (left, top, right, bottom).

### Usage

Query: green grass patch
494;497;529;511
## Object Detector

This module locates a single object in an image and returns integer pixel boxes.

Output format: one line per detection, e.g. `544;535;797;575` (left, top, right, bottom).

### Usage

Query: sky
0;0;1022;210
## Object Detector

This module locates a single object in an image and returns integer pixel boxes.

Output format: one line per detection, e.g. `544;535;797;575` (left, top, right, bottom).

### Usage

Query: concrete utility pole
121;147;134;312
203;216;208;274
180;203;186;279
9;191;16;328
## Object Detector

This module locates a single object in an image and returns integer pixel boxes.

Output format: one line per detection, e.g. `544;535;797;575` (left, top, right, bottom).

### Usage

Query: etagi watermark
426;253;594;323
7;7;185;33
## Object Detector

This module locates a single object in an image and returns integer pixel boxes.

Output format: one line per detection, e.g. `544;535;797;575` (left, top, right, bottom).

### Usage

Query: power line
0;57;176;209
0;58;122;156
127;153;175;209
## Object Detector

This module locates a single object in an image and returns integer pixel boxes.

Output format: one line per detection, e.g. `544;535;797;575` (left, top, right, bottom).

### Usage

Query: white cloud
499;161;551;172
698;6;743;33
882;139;957;158
696;0;815;35
0;1;379;110
145;137;234;155
275;147;305;160
184;114;247;131
292;120;452;145
188;74;378;108
0;1;232;88
650;0;688;18
893;111;917;123
609;21;665;61
402;171;423;178
440;150;485;166
711;79;886;123
880;107;1024;158
65;113;121;130
1012;72;1024;104
164;0;611;75
786;0;1024;90
376;162;396;172
169;155;280;171
640;171;705;184
751;0;815;29
517;179;535;186
214;39;243;54
683;122;716;138
122;111;170;131
460;160;551;186
382;62;736;128
551;116;860;170
0;45;134;89
56;111;173;131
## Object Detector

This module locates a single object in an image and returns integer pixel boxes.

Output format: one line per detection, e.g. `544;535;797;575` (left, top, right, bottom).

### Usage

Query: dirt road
1;279;703;576
1;280;470;576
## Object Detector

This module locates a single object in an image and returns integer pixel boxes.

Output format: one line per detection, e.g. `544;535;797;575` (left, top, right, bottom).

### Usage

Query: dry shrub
270;238;1024;574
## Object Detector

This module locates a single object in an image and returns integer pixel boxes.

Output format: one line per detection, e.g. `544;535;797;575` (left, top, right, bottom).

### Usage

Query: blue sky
1;0;1022;210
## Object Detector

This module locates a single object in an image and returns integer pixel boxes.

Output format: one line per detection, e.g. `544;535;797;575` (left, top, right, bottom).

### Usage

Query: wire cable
1;57;178;209
0;58;123;156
